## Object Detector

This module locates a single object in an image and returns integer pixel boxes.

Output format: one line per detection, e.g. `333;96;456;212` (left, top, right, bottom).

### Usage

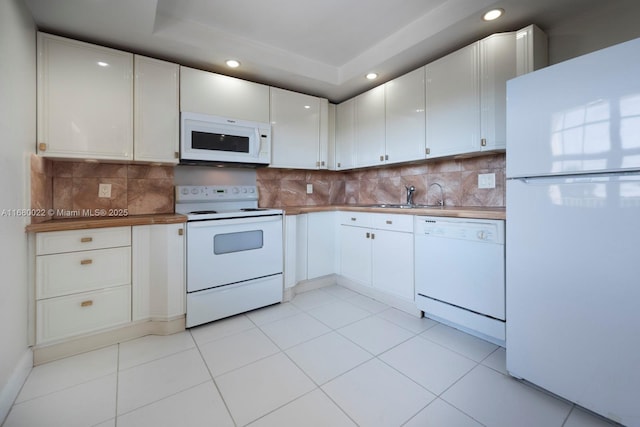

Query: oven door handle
187;215;282;228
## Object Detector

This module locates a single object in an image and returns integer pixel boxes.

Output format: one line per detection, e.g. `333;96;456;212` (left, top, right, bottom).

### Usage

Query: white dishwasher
414;216;505;345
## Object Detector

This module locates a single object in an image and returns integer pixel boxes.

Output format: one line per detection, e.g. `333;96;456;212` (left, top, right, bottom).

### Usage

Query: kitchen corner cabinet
339;212;414;301
134;55;180;163
425;32;516;158
132;223;185;321
290;212;337;285
270;87;330;169
37;32;134;160
35;227;132;344
180;66;270;123
335;98;356;170
384;67;426;163
354;86;386;168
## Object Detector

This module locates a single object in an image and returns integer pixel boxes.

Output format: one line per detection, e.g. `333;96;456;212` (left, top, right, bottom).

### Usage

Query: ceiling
24;0;601;103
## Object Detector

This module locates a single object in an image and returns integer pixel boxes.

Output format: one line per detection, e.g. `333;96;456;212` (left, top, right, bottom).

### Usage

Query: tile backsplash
257;154;505;208
30;155;174;223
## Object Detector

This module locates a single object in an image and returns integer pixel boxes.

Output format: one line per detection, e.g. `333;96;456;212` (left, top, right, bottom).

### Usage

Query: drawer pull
80;259;93;265
178;228;184;236
350;217;356;221
366;232;370;238
386;220;393;224
80;237;93;243
80;300;93;307
371;233;376;240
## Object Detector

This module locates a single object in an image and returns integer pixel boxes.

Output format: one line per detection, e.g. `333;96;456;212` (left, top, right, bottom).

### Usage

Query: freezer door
506;175;640;426
506;37;640;178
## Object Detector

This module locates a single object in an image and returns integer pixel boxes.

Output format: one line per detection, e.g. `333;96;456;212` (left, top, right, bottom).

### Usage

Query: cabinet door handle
350;217;356;221
80;259;93;265
379;155;384;161
321;161;325;166
366;232;370;239
316;161;321;167
174;151;180;158
337;162;341;168
38;143;47;151
385;154;389;161
80;237;93;243
371;233;375;240
481;138;487;147
386;220;392;224
80;300;93;307
178;228;184;236
426;147;431;155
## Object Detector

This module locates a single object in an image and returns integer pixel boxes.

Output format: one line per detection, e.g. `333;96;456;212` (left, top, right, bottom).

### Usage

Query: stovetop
175;185;283;221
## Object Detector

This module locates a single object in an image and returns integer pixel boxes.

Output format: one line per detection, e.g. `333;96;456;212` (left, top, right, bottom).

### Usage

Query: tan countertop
26;213;187;233
280;205;506;220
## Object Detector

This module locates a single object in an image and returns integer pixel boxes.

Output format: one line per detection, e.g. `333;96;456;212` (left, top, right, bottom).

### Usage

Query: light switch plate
306;183;313;194
98;183;112;198
478;173;496;189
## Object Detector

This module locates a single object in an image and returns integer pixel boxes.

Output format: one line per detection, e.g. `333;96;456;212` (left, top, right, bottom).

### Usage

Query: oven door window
214;230;263;254
192;131;250;153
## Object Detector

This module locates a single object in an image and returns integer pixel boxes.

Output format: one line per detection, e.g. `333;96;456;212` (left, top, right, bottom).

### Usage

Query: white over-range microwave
180;112;271;166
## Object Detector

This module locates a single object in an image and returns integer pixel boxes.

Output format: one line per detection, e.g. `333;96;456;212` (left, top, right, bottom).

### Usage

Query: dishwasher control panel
414;216;504;244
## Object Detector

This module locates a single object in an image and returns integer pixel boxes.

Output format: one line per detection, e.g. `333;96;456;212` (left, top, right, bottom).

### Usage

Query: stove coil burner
240;208;267;212
189;210;218;215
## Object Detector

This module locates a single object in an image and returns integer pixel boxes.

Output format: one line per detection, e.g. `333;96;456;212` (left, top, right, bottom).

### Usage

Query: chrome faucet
405;185;416;205
428;182;445;207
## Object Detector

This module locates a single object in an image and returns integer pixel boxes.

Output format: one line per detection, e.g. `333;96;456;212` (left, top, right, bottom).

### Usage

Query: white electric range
175;185;283;327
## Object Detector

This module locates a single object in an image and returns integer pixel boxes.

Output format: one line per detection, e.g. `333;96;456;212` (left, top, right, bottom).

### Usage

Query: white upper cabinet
426;32;518;157
180;66;270;123
426;42;480;158
384;67;426;163
269;87;329;169
335;98;356;170
37;33;134;160
134;55;179;163
354;85;386;168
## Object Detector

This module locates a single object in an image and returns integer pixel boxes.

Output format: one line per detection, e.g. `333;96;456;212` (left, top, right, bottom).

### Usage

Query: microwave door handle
255;128;262;155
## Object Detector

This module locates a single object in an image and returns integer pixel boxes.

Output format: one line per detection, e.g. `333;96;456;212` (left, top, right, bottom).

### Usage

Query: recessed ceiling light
97;61;109;67
226;59;240;68
483;8;504;21
304;105;311;109
366;73;378;80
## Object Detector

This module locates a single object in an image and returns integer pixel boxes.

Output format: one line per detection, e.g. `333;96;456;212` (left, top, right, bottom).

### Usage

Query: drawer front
37;247;131;299
36;285;131;344
372;213;413;232
36;227;131;255
340;211;373;227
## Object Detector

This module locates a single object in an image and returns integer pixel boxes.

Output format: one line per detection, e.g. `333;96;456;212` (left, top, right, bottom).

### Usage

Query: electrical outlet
478;173;496;189
98;183;112;198
306;184;313;194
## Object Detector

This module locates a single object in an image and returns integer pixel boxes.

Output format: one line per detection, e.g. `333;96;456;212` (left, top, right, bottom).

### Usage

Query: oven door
186;215;283;293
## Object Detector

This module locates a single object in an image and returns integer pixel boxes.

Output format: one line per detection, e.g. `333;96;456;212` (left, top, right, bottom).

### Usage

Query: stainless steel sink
365;203;444;209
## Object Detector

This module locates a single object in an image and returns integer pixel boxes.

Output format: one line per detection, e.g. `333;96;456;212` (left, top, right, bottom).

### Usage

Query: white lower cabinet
132;223;185;322
288;212;337;286
35;227;133;344
339;212;414;302
34;223;185;347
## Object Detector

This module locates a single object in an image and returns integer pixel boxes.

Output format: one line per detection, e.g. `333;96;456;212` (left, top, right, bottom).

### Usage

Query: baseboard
336;276;422;317
33;316;185;365
285;274;338;301
0;348;33;424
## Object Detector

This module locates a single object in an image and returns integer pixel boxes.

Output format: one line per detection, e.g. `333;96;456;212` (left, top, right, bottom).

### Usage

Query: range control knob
181;188;189;195
242;187;248;193
249;188;255;193
232;187;240;194
477;230;486;240
190;188;198;195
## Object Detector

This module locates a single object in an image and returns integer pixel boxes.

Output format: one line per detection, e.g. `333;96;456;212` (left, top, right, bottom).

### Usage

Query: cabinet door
355;86;386;167
132;223;185;321
307;212;337;279
180;66;270;123
372;230;414;300
425;42;480;158
134;55;179;163
339;225;372;286
270;88;323;169
479;32;516;152
37;33;133;160
335;98;356;170
385;67;426;164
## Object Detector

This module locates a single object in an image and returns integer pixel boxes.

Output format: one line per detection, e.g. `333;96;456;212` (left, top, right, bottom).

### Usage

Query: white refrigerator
506;37;640;426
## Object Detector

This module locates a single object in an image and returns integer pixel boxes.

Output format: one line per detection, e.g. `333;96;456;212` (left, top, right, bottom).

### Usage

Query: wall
0;0;36;422
547;0;640;65
31;157;175;222
257;154;505;207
